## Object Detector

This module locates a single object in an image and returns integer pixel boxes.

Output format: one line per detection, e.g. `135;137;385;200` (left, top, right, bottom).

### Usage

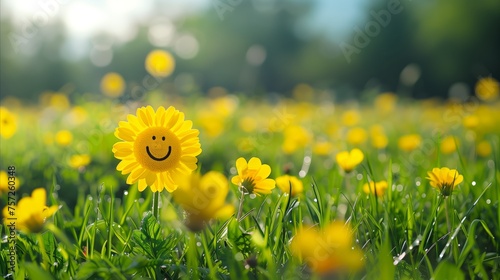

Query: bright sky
1;0;367;60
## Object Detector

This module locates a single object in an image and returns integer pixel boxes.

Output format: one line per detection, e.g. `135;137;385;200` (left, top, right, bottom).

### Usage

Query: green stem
236;188;245;221
152;191;160;221
37;233;49;270
444;196;451;233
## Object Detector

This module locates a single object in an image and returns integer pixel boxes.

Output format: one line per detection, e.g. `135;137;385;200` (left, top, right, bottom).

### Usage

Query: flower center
134;127;182;172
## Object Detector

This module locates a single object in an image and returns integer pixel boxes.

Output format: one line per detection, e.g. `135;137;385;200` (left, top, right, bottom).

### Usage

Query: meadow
1;80;499;279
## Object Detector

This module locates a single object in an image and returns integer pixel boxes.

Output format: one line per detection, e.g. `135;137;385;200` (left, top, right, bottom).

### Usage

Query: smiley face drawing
113;105;202;193
133;127;182;172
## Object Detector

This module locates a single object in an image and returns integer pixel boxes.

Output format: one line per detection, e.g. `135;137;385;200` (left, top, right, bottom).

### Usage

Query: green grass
1;93;500;279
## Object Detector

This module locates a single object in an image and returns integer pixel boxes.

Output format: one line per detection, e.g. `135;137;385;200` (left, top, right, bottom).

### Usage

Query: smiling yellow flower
113;106;202;192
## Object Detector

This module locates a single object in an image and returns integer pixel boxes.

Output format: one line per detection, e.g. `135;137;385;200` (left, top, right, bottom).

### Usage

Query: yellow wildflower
55;130;73;146
173;171;234;231
341;110;360;127
336;149;364;173
275;175;304;197
475;77;499;101
440;136;458;155
68;154;91;169
231;157;275;195
346;127;367;146
2;188;59;233
476;140;492;157
398;134;422;152
291;221;364;275
100;72;126;98
0;107;17;139
426;167;463;197
145;49;175;78
363;180;388;197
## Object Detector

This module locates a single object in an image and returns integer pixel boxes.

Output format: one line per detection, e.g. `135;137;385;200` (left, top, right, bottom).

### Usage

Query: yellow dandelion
440;136;458;155
0;107;17;139
463;114;479;130
341;110;360;127
2;188;59;233
346;127;368;146
145;49;175;78
238;116;258;133
374;92;397;114
363;180;388;197
313;140;334;156
231;157;275;195
55;130;73;146
113;106;202;192
290;221;364;275
426;167;463;197
370;125;388;149
68;154;91;169
100;72;126;98
275;175;303;197
398;134;422;152
282;125;312;154
475;77;499;101
172;171;234;231
336;148;364;173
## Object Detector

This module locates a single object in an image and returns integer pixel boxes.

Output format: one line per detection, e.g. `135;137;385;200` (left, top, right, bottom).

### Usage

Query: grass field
1;87;499;279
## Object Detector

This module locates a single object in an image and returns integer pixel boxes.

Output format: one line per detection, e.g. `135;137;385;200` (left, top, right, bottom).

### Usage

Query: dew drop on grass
124;191;128;196
88;196;93;201
196;242;201;247
486;199;491;204
471;181;476;186
313;198;317;202
415;181;421;186
356;174;363;180
421;193;426;198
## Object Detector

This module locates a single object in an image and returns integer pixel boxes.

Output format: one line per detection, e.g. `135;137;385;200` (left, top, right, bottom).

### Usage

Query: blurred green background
1;0;499;101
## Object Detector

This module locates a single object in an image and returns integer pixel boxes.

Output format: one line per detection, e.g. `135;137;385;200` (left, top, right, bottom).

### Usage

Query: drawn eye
152;136;156;140
162;136;165;141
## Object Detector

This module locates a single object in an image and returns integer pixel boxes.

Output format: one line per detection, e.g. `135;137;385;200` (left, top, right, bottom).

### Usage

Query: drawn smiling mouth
146;146;172;161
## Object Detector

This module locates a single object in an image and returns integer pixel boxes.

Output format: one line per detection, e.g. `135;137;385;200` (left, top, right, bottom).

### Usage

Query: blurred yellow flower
463;114;479;130
100;72;126;98
282;125;312;154
55;130;73;146
2;188;59;233
68;154;91;169
197;110;225;138
231;157;275;195
67;106;88;126
440;136;458;155
113;106;202;192
476;140;492;157
341;110;360;126
374;92;397;113
313;140;333;156
275;175;304;197
0;171;20;195
475;77;499;101
398;134;422;152
145;49;175;78
0;107;17;139
48;92;70;111
363;180;388;197
209;95;238;117
290;221;364;275
369;125;388;149
336;148;364;173
346;127;367;146
172;171;234;231
239;116;258;133
426;167;463;197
